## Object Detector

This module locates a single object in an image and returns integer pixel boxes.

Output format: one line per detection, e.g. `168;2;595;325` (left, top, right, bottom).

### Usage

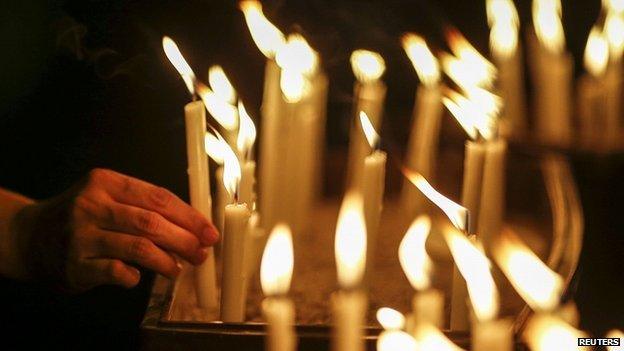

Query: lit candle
220;143;251;322
208;65;239;146
487;0;526;137
236;101;257;209
332;193;368;351
606;329;624;351
578;26;609;149
604;11;624;148
398;215;444;332
358;111;386;284
377;330;418;351
415;324;465;351
240;0;286;230
523;314;589;351
206;131;233;235
400;34;443;218
346;50;386;189
260;223;296;351
528;0;573;146
376;307;406;331
162;36;218;311
444;230;512;351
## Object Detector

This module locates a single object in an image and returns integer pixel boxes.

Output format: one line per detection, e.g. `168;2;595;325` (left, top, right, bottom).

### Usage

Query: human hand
12;168;218;291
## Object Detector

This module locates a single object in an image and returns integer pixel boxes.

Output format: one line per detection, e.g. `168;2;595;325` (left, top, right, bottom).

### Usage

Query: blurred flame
334;192;367;289
237;101;257;157
493;231;564;311
524;314;588;351
222;136;241;198
443;88;500;141
377;331;418;351
444;29;496;88
359;111;380;149
204;131;226;165
444;230;499;321
279;70;310;103
605;12;624;60
487;0;520;59
162;36;196;95
376;307;406;330
208;66;237;105
402;33;441;87
398;215;433;291
416;324;465;351
197;83;239;131
604;0;624;12
606;330;624;351
350;49;386;83
276;34;319;76
260;223;294;296
532;0;566;54
584;26;609;77
402;170;469;232
239;0;285;58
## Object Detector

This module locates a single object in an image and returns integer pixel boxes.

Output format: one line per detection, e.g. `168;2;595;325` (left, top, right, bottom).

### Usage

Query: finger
90;169;218;245
78;259;141;289
93;231;185;278
97;202;205;264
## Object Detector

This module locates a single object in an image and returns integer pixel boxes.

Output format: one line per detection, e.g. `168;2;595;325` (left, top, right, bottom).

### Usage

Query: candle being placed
260;223;296;351
398;215;444;332
240;0;286;231
346;50;386;189
332;192;368;351
487;0;526;137
578;26;609;149
220;142;251;322
400;34;443;218
528;0;573;146
358;111;386;284
162;36;218;311
444;230;512;351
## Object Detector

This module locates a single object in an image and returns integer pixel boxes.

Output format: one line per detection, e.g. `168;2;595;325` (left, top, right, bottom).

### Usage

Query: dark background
0;0;621;349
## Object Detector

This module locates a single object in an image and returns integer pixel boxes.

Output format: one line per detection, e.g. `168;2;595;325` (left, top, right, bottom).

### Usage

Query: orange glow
162;36;196;95
402;33;441;87
260;223;294;296
334;192;367;289
239;0;285;58
350;49;386;83
398;215;433;291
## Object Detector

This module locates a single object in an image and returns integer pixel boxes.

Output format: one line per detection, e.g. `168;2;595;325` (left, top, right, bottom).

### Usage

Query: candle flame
221;135;241;198
162;36;196;96
359;111;380;149
487;0;520;59
334;192;367;289
444;29;496;88
204;131;226;165
606;330;624;351
532;0;566;54
584;26;609;77
260;223;294;296
398;215;433;291
415;324;465;351
280;70;310;103
196;83;239;131
350;49;386;83
276;34;318;103
377;331;418;351
208;65;237;105
443;88;500;141
237;101;257;157
523;314;588;351
239;0;285;58
605;12;624;60
402;170;469;232
376;307;406;330
492;230;564;311
444;230;499;322
604;0;624;13
402;33;441;87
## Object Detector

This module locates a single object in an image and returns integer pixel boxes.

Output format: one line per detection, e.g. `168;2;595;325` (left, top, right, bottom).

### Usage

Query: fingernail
194;248;207;265
202;225;219;245
129;267;141;282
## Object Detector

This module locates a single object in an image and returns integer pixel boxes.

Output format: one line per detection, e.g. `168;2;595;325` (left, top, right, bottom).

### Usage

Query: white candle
472;319;513;351
332;193;368;351
346;50;386;190
244;212;267;278
260;224;297;351
401;34;443;218
214;167;234;236
221;202;251;322
450;267;470;332
605;12;624;148
461;141;486;234
239;161;256;210
411;290;444;330
476;139;507;250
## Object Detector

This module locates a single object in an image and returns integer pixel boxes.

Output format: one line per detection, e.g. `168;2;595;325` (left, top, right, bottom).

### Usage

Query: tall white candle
346;50;386;190
401;34;443;218
477;139;507;250
260;224;297;351
605;12;624;148
239;161;256;210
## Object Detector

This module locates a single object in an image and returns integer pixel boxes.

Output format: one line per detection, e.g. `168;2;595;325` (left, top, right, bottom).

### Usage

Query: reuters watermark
578;338;621;347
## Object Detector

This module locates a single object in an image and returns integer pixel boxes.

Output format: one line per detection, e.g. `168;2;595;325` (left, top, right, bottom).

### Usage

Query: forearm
0;188;35;280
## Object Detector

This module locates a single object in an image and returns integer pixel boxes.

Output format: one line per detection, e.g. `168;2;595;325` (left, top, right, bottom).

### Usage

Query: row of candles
161;0;624;350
